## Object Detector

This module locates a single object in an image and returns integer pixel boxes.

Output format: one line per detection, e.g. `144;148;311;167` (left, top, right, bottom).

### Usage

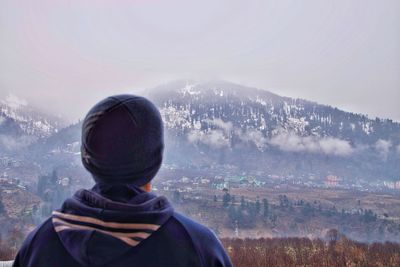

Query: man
13;95;232;267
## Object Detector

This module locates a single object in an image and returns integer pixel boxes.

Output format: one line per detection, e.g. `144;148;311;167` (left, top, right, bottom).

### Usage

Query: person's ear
142;182;151;192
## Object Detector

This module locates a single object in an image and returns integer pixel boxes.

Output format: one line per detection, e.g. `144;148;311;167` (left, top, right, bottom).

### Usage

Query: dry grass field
221;236;400;267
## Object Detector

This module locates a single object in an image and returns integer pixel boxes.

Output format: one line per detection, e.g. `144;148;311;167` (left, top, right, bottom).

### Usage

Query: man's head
81;95;164;188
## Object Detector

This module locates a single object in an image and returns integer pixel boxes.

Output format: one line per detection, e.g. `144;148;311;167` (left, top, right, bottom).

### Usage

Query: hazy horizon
1;0;399;122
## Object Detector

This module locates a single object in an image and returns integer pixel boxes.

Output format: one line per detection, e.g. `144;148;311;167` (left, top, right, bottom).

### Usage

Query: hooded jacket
13;184;232;267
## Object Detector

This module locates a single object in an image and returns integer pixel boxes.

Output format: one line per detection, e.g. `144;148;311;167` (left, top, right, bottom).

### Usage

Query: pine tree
263;198;269;217
228;205;237;222
37;174;48;198
173;190;181;202
255;197;261;214
51;169;58;184
231;195;236;204
222;192;231;207
0;192;5;214
240;196;245;210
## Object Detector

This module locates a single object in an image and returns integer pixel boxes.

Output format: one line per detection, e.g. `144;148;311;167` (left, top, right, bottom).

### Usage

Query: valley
0;81;399;256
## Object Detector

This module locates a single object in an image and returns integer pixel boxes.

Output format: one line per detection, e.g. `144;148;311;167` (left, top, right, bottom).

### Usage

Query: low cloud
187;118;356;156
235;128;268;151
374;139;392;160
0;134;36;150
188;118;232;149
188;118;268;150
2;94;28;109
268;132;354;156
205;118;233;133
187;129;230;148
188;119;355;156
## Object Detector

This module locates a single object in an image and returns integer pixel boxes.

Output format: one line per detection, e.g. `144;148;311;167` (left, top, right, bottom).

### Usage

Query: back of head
81;94;164;186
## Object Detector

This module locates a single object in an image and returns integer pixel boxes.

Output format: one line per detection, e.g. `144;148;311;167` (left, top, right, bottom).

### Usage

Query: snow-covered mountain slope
147;80;399;146
0;94;67;152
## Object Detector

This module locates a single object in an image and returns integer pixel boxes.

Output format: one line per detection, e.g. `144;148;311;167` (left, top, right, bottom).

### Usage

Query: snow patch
160;106;192;130
361;122;373;135
254;96;267;106
286;117;309;133
180;83;200;95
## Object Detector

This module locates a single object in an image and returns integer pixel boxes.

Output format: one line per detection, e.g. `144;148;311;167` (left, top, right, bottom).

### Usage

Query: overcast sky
0;0;399;122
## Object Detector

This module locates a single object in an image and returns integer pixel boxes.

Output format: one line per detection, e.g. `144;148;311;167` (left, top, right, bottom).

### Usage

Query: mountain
0;94;67;154
145;80;400;182
27;81;400;184
148;80;400;142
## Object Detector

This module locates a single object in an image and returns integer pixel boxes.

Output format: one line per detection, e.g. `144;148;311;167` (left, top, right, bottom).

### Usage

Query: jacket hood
52;183;174;266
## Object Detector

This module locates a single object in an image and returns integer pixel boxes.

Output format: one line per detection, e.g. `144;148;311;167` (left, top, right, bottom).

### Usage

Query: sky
0;0;399;123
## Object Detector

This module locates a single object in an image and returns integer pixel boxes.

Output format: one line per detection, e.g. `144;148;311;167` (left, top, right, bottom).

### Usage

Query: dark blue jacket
13;184;232;267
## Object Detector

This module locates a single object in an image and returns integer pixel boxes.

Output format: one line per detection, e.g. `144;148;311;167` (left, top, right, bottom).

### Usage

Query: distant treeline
221;233;400;267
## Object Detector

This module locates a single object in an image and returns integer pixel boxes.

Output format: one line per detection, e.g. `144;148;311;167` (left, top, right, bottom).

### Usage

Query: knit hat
81;94;164;186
